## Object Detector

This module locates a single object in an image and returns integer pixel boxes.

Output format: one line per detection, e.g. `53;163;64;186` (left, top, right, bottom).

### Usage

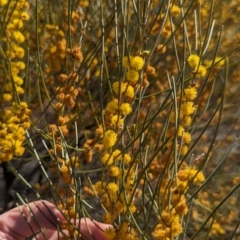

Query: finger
32;228;70;240
0;200;64;239
77;218;112;240
31;218;111;240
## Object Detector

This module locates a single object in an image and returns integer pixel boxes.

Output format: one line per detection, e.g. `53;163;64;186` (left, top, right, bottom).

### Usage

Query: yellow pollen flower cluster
153;210;183;239
97;164;136;225
104;227;116;239
105;98;132;129
204;56;225;69
123;55;144;83
104;222;138;240
94;55;141;228
101;150;131;167
2;0;29;97
0;0;31;162
106;99;132;115
122;56;144;71
0;102;31;162
176;167;205;193
210;222;226;236
187;54;207;78
112;81;135;99
169;83;198;156
42;24;68;73
123;153;131;164
112;81;127;95
170;4;181;17
112;149;122;160
177;167;205;190
173;195;189;215
167;71;199;158
111;115;124;128
45;53;83;239
182;131;192;144
154;166;203;239
60;164;72;183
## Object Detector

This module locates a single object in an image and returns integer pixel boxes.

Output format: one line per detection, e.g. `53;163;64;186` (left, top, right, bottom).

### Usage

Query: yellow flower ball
181;116;192;127
193;171;205;185
126;69;139;83
60;165;70;174
187;54;200;69
152;226;168;238
125;85;135;99
12;19;24;29
177;169;189;181
102;213;115;224
3;94;12;101
123;153;131;164
171;4;181;17
13;31;25;43
106;99;119;114
180;144;188;156
102;130;117;148
13;75;23;86
120;103;132;115
183;132;191;144
181;102;195;116
101;153;114;165
14;146;25;156
214;57;225;67
94;181;106;194
107;182;118;194
122;56;133;68
109;166;120;177
177;180;188;192
13;61;26;70
131;56;144;70
112;81;127;95
104;227;116;239
15;46;25;58
171;220;183;236
21;12;30;21
194;65;207;78
177;125;184;137
184;87;197;101
112;149;122;161
111;115;124;127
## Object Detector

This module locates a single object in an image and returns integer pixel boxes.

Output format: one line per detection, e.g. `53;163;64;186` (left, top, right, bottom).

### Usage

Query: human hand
0;201;111;240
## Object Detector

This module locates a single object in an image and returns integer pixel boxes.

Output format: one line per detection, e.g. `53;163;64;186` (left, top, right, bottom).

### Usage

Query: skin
0;201;111;240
